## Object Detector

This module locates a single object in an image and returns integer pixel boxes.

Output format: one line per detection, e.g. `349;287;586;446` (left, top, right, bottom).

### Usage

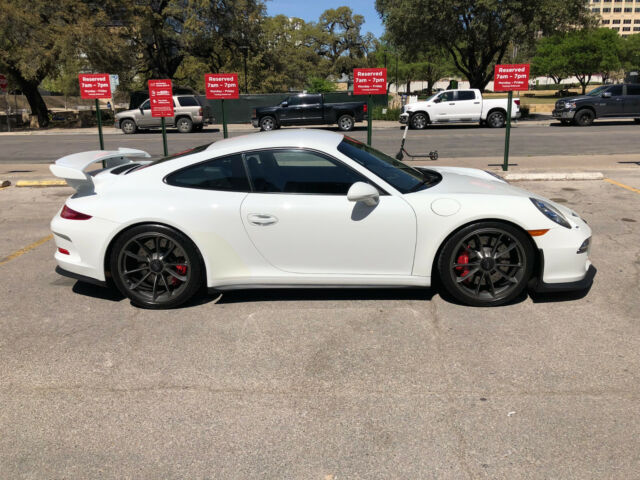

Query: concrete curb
503;172;604;181
15;180;68;187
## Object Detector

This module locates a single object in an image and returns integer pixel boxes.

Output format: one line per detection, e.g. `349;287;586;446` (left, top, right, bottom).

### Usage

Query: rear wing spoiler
50;148;151;193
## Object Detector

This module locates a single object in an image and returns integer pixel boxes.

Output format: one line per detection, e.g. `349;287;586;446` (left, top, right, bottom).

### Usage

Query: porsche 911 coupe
50;129;595;308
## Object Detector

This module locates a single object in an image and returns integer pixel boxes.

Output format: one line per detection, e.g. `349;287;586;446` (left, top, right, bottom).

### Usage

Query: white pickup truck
399;88;520;129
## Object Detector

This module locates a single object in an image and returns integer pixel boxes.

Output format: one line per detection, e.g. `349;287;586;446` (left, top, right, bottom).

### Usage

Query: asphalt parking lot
1;170;639;478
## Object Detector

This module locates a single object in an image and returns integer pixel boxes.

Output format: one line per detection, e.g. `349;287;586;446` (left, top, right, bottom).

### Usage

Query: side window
178;96;199;107
244;149;368;195
457;90;476;101
627;85;640;95
140;100;150;110
287;96;302;106
441;91;455;102
165;154;249;192
608;85;623;96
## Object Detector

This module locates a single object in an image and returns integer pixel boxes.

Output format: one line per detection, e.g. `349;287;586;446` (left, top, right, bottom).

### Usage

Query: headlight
530;198;571;229
564;102;576;109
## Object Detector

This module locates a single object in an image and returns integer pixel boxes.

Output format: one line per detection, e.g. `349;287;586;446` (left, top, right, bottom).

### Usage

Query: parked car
49;129;594;309
251;93;366;131
399;89;521;129
115;95;213;134
552;84;640;126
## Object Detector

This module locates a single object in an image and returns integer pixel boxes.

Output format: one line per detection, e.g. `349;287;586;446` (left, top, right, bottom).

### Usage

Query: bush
371;105;401;121
519;106;530;118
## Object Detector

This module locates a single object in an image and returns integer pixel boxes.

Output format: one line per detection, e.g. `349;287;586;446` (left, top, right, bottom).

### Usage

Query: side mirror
433;97;441;103
281;101;288;107
139;107;144;114
602;92;612;98
347;182;379;206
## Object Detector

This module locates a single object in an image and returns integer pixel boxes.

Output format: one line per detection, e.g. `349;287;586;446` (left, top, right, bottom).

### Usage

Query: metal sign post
493;64;529;172
0;74;8;132
148;79;174;157
205;73;239;139
78;74;111;151
353;68;387;146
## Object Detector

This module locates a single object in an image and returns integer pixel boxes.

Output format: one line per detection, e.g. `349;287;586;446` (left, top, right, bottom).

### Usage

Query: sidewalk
0;116;556;136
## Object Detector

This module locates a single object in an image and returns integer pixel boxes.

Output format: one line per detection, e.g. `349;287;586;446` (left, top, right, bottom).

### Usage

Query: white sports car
50;129;595;308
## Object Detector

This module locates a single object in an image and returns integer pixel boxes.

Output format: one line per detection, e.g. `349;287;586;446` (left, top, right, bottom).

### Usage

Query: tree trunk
406;80;411;95
19;80;50;128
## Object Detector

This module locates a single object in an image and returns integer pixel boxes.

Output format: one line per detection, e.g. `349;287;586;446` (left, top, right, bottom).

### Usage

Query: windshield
586;85;608;96
128;143;214;173
337;137;441;193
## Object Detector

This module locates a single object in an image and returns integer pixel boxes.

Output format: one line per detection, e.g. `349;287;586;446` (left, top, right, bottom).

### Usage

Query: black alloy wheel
487;111;506;128
260;116;276;131
575;109;595;127
410;112;428;129
110;225;203;308
437;222;534;307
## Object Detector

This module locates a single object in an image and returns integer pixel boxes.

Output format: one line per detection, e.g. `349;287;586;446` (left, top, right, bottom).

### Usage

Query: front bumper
552;109;576;119
399;113;409;124
532;260;596;293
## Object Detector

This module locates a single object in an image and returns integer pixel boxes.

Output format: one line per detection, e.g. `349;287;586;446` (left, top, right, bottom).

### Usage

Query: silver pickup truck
399;89;520;129
115;95;213;134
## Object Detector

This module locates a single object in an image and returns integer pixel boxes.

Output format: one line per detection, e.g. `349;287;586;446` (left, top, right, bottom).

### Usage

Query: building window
613;7;622;11
636;8;640;12
614;0;622;3
611;26;620;30
603;0;611;3
592;7;601;11
602;19;611;23
603;7;611;11
624;19;632;23
624;7;632;11
635;19;640;23
634;26;640;31
623;26;631;31
613;19;621;23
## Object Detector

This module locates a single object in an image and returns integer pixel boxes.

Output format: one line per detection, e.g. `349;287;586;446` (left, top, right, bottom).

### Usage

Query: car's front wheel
110;224;204;309
437;222;534;307
410;112;428;129
575;109;595;127
120;119;137;134
260;116;276;131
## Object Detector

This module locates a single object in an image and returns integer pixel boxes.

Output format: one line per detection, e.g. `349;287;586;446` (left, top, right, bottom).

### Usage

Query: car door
600;85;625;116
279;96;305;125
452;90;482;121
240;148;417;275
301;94;323;123
624;84;640;116
428;91;455;122
136;99;157;128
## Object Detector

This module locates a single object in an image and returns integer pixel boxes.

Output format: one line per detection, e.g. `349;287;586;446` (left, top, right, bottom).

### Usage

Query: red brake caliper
455;250;470;280
170;265;188;286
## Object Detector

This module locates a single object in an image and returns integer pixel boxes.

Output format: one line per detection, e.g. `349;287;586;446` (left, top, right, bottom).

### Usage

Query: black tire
176;116;193;133
486;110;506;128
634;118;640;124
410;112;428;129
260;116;276;131
437;221;534;307
575;109;595;127
110;224;204;309
337;114;355;131
120;119;137;134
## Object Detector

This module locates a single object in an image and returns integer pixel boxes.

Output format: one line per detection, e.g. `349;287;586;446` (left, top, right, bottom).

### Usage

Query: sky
266;0;385;38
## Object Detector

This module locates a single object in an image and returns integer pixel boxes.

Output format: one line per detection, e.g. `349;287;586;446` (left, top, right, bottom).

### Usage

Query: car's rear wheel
487;111;506;128
176;117;193;133
121;119;137;134
410;112;428;129
260;116;276;131
575;109;594;127
338;114;355;131
437;222;534;307
110;224;204;309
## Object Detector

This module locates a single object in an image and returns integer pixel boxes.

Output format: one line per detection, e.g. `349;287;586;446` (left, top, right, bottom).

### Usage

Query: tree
622;33;640;71
561;29;623;93
376;0;593;91
0;0;106;126
532;35;569;84
305;77;336;93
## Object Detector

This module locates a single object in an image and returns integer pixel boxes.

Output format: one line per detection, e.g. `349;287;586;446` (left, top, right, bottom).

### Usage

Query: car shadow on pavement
213;287;436;305
528;285;593;303
550;120;638;128
72;281;124;302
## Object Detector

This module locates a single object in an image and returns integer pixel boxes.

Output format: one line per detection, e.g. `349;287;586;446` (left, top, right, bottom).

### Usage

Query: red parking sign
353;68;387;95
78;74;111;99
494;64;530;92
148;79;174;117
205;73;239;99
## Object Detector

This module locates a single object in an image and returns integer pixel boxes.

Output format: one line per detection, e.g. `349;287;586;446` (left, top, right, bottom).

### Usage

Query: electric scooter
395;123;439;161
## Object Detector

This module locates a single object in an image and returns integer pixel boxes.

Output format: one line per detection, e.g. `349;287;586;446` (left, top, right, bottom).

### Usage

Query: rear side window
165;154;249;192
608;85;623;96
457;90;476;101
178;96;199;107
627;85;640;95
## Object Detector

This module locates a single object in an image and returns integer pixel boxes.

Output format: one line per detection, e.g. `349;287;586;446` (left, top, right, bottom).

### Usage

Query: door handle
449;103;455;105
473;102;480;104
248;213;278;226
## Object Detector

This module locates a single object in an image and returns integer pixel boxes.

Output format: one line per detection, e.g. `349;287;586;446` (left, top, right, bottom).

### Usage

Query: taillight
199;107;203;116
363;104;367;113
58;247;70;255
515;99;520;106
61;205;92;220
252;109;256;117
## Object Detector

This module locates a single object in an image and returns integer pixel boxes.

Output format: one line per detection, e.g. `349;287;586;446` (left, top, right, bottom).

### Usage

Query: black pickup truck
251;93;366;131
552;84;640;126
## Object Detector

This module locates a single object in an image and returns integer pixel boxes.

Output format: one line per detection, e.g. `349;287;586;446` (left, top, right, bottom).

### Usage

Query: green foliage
376;0;593;91
305;77;336;93
622;34;640;70
371;105;401;120
532;36;569;84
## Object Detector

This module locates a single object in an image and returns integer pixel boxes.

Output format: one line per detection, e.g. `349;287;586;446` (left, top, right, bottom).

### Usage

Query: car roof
205;129;344;153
